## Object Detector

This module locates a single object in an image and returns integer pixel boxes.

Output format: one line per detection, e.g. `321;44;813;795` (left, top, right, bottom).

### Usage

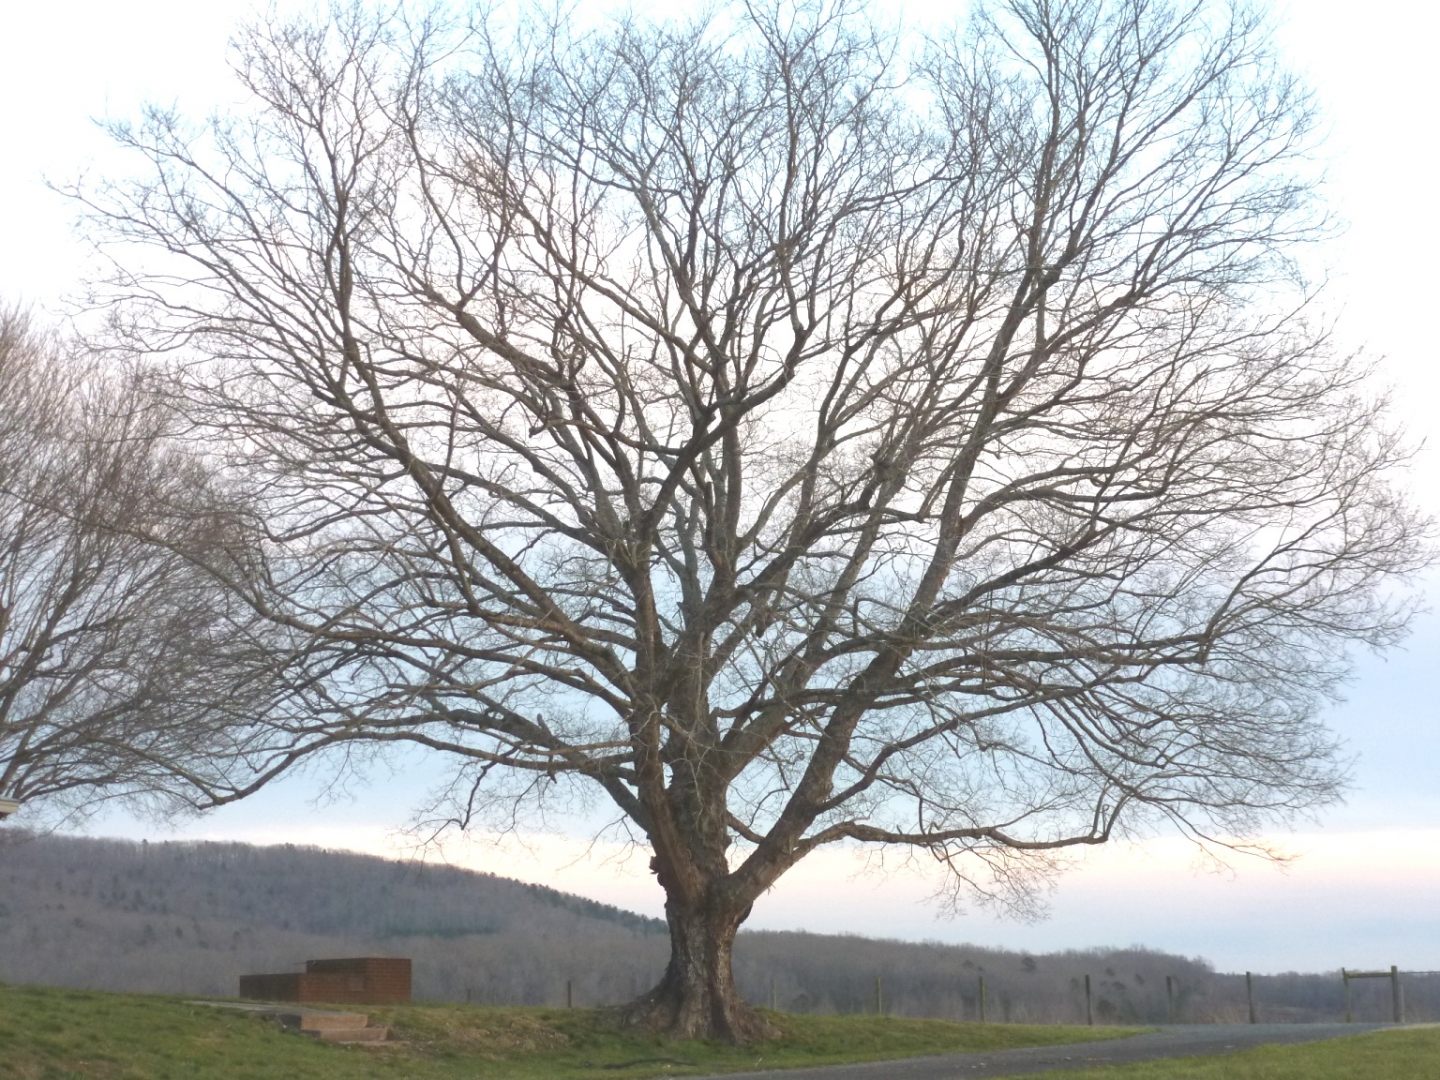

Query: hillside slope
0;830;667;1004
1;831;1428;1023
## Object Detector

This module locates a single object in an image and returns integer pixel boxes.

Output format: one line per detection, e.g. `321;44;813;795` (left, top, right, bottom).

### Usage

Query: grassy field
1014;1027;1440;1080
0;982;1129;1080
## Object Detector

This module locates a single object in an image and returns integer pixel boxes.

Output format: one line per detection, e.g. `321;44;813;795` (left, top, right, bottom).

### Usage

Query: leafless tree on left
0;307;289;824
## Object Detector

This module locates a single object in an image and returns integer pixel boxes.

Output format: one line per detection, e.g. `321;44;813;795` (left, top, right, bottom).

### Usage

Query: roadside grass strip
1012;1026;1440;1080
0;982;1132;1079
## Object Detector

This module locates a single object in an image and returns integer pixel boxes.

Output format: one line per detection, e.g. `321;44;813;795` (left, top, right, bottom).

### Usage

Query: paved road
696;1023;1393;1080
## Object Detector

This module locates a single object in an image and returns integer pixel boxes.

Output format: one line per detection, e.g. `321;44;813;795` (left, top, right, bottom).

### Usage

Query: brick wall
239;957;412;1004
306;958;412;1004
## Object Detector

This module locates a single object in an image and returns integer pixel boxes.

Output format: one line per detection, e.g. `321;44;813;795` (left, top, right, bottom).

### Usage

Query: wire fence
738;966;1440;1025
449;961;1440;1025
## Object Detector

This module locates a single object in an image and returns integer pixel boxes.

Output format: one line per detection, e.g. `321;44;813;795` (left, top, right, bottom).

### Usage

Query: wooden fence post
1391;965;1402;1024
978;975;987;1023
875;976;883;1016
1246;972;1256;1024
1166;975;1175;1023
1085;974;1093;1026
1343;969;1351;1023
566;979;573;1009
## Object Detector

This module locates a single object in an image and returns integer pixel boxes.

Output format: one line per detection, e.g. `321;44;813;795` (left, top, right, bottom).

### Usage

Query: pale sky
2;0;1438;976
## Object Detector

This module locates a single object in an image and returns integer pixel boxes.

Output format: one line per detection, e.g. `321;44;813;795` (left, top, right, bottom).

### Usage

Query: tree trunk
620;892;777;1043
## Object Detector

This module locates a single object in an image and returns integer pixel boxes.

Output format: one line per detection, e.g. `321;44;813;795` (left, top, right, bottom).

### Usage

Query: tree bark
621;888;777;1043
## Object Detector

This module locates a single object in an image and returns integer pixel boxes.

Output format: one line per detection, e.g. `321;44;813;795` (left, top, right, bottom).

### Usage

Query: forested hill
1;831;1425;1024
1;831;663;940
0;829;676;1003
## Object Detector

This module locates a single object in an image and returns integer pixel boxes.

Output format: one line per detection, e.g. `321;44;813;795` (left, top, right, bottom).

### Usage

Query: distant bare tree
0;309;280;822
82;0;1427;1040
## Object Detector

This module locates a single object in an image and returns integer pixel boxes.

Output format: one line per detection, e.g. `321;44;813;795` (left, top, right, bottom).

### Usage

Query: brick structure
239;957;411;1004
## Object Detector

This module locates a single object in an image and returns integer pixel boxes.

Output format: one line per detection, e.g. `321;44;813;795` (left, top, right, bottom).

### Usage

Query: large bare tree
83;0;1426;1040
0;309;281;823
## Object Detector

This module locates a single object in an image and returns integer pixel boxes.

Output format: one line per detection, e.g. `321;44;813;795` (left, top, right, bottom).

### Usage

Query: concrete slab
188;1000;388;1043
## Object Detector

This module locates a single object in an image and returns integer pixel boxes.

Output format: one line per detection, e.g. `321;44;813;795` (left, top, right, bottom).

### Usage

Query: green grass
0;982;1132;1079
1012;1026;1440;1080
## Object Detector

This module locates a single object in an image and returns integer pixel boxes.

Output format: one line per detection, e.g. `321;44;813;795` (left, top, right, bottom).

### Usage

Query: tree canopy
80;0;1426;1040
0;309;280;822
